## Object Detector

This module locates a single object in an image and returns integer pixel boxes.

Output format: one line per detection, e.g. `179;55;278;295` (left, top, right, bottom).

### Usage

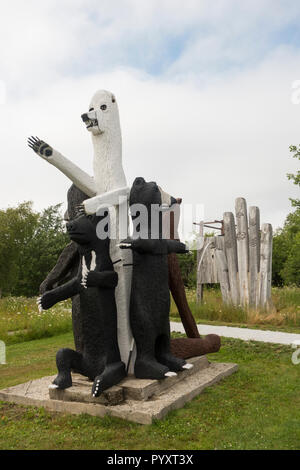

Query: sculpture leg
134;355;170;380
168;253;200;338
92;362;126;397
53;348;86;389
155;333;186;371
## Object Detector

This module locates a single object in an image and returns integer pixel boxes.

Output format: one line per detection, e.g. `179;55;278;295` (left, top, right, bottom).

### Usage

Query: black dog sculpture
120;177;193;379
38;212;126;397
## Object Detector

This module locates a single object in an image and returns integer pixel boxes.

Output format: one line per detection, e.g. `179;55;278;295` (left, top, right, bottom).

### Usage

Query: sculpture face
130;177;178;213
81;89;119;136
66;214;104;245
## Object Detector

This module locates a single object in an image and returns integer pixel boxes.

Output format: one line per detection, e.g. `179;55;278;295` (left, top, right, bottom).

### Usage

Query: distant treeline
0;202;68;297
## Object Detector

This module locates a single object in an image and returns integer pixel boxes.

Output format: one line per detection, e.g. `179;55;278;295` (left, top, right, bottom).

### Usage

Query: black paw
52;372;72;389
37;291;56;311
134;359;170;380
83;271;118;289
92;362;126;397
28;136;53;157
157;353;186;372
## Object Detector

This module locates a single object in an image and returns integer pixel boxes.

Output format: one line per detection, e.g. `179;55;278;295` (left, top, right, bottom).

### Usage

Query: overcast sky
0;0;299;232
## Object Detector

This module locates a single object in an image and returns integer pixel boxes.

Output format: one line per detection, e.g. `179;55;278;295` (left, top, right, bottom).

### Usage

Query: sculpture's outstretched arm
37;277;80;311
119;238;161;254
28;137;96;197
39;242;79;294
82;187;130;215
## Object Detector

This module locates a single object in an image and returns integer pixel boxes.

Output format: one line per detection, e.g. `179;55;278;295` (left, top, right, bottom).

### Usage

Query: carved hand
82;271;118;288
28;136;53;158
37;291;56;311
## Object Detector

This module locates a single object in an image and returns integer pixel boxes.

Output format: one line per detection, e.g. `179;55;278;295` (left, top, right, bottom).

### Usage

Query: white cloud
0;1;299;232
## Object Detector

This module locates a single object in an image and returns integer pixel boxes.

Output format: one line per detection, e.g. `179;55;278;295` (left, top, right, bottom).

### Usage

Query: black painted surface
40;212;125;396
121;177;188;379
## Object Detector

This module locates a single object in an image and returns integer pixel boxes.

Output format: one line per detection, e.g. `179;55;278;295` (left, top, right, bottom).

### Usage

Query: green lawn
0;332;299;450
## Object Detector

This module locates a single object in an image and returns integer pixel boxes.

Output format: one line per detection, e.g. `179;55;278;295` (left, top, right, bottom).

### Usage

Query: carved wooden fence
196;198;273;310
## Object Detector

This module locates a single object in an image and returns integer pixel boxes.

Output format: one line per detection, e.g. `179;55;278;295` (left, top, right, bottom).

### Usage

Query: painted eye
89;107;94;111
100;104;107;111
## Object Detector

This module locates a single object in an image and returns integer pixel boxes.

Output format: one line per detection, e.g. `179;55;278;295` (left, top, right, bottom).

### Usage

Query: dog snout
66;221;74;232
81;113;89;122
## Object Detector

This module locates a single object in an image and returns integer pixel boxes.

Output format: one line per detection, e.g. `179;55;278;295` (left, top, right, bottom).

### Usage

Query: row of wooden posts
196;198;273;310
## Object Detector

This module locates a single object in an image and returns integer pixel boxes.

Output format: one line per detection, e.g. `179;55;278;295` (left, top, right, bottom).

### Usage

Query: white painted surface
170;321;300;346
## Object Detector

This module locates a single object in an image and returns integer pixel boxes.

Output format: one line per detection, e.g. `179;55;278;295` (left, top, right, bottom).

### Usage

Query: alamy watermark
0;81;6;105
291;80;300;104
291;340;300;365
94;200;205;250
0;340;6;365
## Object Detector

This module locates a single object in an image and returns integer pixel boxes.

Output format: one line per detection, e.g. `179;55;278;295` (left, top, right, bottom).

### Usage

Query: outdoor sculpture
42;184;220;365
28;90;133;369
119;177;193;379
29;89;220;392
39;184;87;353
38;211;126;397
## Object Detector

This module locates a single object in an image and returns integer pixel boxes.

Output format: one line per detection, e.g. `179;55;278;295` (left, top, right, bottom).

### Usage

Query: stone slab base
0;359;238;425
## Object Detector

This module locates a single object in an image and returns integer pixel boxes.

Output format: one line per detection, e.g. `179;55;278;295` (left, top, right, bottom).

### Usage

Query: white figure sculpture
28;90;134;370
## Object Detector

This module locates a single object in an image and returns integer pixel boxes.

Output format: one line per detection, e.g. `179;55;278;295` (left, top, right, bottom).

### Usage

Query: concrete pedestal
0;357;238;424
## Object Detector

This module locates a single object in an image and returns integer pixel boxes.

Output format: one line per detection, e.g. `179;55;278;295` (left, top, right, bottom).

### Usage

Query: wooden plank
267;225;273;305
210;239;219;283
235;198;249;307
223;212;239;306
197;237;217;284
259;223;273;308
249;206;260;307
196;222;204;303
215;245;230;304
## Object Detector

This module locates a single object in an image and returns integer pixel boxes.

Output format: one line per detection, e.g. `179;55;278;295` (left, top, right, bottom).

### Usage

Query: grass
0;287;299;348
0;332;300;449
0;296;72;345
170;286;300;330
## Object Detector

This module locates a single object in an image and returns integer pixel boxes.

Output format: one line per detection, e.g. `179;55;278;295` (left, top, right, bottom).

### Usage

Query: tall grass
0;287;299;346
0;296;72;345
170;286;300;327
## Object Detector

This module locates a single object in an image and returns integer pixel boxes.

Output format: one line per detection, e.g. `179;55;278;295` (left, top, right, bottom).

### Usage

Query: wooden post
196;221;204;303
223;212;239;306
249;206;260;307
215;236;230;304
259;223;273;308
235;198;249;307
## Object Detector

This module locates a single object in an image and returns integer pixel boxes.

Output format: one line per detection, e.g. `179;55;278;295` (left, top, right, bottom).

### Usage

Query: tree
272;146;300;286
281;231;300;285
0;202;68;297
13;204;69;297
0;202;39;296
272;208;300;286
288;145;300;208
